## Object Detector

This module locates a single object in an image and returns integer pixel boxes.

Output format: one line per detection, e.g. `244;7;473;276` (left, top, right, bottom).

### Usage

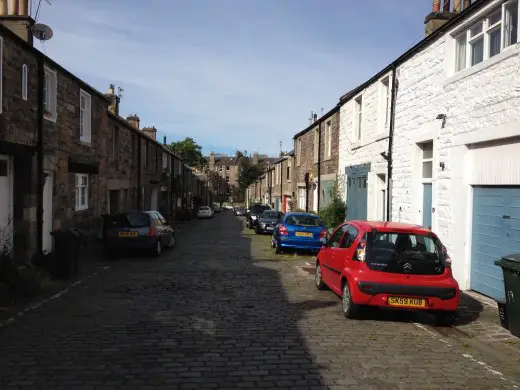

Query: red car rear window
366;232;446;275
108;213;150;228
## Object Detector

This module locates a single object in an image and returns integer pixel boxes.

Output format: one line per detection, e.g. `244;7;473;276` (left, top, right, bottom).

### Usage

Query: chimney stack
105;84;120;116
142;126;157;141
425;0;456;36
126;114;140;129
0;0;35;44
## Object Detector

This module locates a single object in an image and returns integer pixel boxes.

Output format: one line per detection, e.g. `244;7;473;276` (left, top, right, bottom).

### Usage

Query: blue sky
35;0;433;156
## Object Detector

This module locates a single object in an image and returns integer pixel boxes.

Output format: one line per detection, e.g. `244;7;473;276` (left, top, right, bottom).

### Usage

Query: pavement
0;212;520;389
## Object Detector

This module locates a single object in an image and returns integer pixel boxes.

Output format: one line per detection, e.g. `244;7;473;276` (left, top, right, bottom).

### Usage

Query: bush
318;181;346;230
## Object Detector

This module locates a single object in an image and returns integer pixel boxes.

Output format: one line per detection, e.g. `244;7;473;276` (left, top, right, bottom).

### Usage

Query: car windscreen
199;207;210;211
261;211;280;219
285;215;322;227
366;232;445;275
108;213;150;228
250;205;270;214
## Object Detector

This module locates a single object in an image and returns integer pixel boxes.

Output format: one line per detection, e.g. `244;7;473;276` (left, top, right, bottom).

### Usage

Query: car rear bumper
351;281;460;311
105;237;156;250
279;239;322;250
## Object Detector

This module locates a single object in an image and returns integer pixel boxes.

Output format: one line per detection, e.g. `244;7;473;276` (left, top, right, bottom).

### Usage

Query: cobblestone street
1;212;520;389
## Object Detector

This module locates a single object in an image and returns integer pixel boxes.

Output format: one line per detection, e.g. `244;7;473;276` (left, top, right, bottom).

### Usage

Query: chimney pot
463;0;471;10
8;0;18;15
163;136;167;145
443;0;451;12
19;0;28;16
108;84;115;94
432;0;441;12
453;0;461;12
0;0;7;16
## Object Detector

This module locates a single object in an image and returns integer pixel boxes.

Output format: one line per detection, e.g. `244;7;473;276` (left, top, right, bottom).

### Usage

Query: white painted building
392;0;520;298
338;71;393;222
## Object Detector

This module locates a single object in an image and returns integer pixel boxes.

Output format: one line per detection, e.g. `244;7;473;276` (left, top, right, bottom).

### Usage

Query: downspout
36;54;44;254
386;64;398;222
317;119;322;212
137;136;142;210
268;168;272;205
280;161;283;212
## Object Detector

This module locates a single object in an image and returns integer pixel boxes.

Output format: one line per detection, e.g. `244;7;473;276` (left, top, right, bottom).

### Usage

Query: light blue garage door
471;186;520;300
345;164;370;221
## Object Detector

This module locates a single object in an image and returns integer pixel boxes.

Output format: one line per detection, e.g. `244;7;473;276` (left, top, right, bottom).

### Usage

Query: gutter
317;119;322;212
386;64;398;222
36;54;44;253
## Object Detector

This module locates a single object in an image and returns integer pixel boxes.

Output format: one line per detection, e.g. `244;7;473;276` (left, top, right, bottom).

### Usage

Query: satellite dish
32;23;54;41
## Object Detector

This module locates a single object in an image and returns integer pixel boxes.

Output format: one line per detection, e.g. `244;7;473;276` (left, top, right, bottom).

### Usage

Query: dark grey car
103;211;176;258
255;210;284;234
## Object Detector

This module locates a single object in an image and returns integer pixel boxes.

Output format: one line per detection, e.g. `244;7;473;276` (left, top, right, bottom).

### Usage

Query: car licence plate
119;232;138;237
266;226;273;230
388;297;426;308
295;232;313;237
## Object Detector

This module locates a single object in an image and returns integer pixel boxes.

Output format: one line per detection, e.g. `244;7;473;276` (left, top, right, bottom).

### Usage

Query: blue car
271;212;327;254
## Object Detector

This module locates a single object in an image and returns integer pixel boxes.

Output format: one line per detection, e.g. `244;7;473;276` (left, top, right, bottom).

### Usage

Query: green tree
237;153;264;192
168;137;205;168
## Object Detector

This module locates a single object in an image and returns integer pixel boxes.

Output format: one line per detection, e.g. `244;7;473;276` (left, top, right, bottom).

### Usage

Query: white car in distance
197;206;214;219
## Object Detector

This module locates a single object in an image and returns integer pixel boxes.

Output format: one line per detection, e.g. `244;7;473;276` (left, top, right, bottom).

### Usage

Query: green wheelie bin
495;254;520;338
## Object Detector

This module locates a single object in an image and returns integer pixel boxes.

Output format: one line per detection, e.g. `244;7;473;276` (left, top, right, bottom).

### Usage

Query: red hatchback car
315;221;460;325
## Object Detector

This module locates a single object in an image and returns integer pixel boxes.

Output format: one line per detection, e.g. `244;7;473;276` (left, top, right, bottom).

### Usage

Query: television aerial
31;23;54;41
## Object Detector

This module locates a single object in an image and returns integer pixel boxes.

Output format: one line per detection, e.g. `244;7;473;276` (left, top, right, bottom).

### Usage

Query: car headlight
251;215;257;220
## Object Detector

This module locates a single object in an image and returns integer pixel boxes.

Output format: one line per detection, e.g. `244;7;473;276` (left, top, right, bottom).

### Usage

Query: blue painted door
345;164;369;221
422;184;432;229
471;186;520;300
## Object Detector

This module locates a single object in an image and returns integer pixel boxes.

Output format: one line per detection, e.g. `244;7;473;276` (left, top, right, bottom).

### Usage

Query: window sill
445;44;520;87
75;206;88;212
43;113;57;123
79;139;92;146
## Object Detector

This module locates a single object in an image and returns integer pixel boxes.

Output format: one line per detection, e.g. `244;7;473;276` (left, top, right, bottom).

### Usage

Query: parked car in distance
271;212;327;254
234;207;246;216
246;203;272;229
103;211;176;258
197;206;214;219
256;210;284;234
223;205;234;210
213;204;222;213
315;221;460;325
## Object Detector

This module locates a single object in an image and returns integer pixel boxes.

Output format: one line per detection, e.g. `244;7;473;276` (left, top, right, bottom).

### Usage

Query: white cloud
37;0;391;154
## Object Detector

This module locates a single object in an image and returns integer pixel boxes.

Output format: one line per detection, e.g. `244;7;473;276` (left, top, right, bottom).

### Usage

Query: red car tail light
147;226;156;236
278;225;289;236
442;245;452;268
354;239;367;262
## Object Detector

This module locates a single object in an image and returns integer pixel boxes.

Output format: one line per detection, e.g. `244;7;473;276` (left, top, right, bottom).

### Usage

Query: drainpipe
280;161;283;212
137;136;142;210
386;64;398;222
36;54;45;254
317;117;322;212
304;172;309;212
